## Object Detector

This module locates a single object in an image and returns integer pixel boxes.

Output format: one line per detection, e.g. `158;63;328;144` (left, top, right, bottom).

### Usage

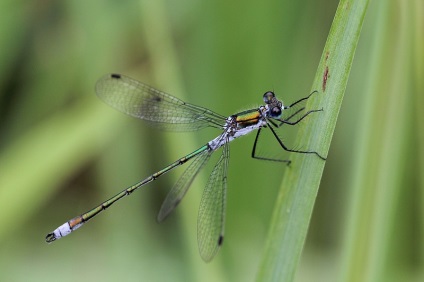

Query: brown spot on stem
323;66;329;92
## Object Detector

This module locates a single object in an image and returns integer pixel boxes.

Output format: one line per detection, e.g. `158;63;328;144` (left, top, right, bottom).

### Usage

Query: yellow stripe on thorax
236;110;261;127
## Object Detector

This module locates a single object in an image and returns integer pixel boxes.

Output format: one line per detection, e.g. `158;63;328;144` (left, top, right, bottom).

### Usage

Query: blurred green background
0;0;422;281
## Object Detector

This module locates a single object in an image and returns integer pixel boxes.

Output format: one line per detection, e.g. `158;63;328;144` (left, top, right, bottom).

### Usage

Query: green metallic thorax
234;109;262;128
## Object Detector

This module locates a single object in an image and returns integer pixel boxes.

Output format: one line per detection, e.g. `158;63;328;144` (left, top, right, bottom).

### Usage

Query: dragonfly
46;73;326;262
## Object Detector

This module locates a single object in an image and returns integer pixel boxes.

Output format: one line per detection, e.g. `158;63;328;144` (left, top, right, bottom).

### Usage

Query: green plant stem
340;1;417;281
256;0;369;281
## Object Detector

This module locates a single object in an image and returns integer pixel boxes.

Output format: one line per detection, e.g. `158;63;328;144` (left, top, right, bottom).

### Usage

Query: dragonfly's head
263;91;283;119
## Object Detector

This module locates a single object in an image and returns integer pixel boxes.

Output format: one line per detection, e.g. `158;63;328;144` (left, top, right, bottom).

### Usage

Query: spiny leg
277;108;323;127
251;127;291;164
284;107;305;123
277;90;321;127
284;90;318;109
267;121;327;160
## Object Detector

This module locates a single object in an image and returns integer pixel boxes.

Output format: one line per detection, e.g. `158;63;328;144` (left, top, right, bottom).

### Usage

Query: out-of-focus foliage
0;0;421;281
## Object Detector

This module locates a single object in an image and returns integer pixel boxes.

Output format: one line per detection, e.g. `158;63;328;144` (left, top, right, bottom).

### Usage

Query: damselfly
46;73;326;262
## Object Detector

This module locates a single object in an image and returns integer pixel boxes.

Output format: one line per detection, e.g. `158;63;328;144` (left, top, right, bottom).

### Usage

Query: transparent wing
197;137;230;262
157;149;212;222
95;74;226;131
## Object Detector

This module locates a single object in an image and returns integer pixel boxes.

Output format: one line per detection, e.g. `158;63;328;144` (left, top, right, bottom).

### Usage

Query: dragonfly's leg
277;90;321;126
267;122;327;160
251;127;291;165
284;90;318;109
283;107;305;123
277;108;323;127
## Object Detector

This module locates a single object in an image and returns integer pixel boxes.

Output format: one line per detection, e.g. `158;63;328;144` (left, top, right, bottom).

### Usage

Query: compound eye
263;91;275;104
270;106;282;118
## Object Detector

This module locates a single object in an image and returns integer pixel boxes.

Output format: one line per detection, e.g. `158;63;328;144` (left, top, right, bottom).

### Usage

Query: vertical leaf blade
257;0;370;281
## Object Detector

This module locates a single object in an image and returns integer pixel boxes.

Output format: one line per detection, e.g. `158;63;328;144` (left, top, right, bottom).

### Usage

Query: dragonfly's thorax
208;109;267;151
207;91;285;151
233;109;263;129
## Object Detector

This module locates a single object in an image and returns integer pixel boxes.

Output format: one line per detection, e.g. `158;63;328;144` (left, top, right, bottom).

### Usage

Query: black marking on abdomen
218;235;224;246
179;157;189;165
111;74;121;79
